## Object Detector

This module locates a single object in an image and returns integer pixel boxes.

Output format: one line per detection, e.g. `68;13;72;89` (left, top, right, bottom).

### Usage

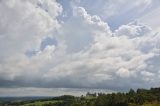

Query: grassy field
21;100;62;106
22;101;160;106
142;102;160;106
129;102;160;106
20;96;96;106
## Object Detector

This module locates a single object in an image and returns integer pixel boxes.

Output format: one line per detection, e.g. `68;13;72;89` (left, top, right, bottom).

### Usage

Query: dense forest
0;87;160;106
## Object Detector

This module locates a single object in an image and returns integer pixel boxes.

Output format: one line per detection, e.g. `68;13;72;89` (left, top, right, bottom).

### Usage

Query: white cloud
115;21;152;38
0;0;61;58
58;6;111;53
0;0;160;95
116;68;130;78
0;0;62;80
37;8;159;90
70;0;153;20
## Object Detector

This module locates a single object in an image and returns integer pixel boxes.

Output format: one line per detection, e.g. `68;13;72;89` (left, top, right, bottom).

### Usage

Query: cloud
0;0;160;95
58;6;111;53
140;7;160;32
30;7;160;90
116;68;131;78
0;0;61;60
0;0;62;81
69;0;154;20
115;21;152;38
59;0;160;30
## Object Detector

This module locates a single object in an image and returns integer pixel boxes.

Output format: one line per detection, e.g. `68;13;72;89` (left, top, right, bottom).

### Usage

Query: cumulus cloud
0;0;160;95
58;6;111;53
115;21;152;38
0;0;62;81
70;0;154;19
116;68;131;78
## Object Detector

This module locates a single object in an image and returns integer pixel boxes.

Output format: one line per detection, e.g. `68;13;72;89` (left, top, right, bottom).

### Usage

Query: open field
21;100;62;106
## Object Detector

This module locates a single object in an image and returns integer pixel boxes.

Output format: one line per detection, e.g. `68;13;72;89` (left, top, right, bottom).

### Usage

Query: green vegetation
21;100;62;106
0;87;160;106
142;102;160;106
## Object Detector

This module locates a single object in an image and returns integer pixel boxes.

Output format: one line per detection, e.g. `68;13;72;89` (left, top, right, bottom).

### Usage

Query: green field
129;102;160;106
22;100;160;106
21;100;62;106
142;102;160;106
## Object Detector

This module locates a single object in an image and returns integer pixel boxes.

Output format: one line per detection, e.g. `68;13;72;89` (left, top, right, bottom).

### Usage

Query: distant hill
0;96;54;102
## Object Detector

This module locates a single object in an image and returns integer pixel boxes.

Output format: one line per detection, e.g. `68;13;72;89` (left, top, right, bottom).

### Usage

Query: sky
0;0;160;96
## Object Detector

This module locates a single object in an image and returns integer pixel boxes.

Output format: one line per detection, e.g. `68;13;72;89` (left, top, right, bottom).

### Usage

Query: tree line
0;87;160;106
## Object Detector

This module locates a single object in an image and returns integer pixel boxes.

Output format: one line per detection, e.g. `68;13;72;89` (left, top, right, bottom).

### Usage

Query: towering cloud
0;0;160;96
